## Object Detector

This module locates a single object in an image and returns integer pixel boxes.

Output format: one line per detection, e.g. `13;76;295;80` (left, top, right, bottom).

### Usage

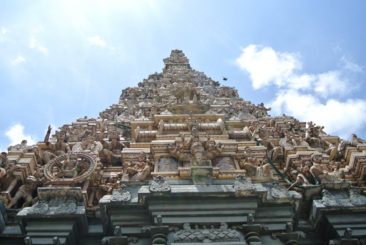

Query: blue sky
1;0;366;151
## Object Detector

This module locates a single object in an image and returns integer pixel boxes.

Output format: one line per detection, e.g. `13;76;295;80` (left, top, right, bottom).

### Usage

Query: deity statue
55;154;80;178
168;127;223;165
122;152;151;181
8;176;38;208
41;125;57;165
204;137;223;160
72;131;102;155
54;131;70;156
310;153;345;183
99;126;125;167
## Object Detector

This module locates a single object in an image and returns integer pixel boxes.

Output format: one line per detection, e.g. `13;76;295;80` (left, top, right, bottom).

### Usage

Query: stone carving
18;187;84;216
149;176;171;192
320;189;366;207
99;124;125;166
8;176;38;208
241;156;274;180
173;223;241;243
0;152;7;178
7;139;29;152
0;49;365;233
53;131;70;156
72;131;102;155
122;152;152;181
168;127;223;165
44;153;97;184
266;182;301;201
110;184;131;202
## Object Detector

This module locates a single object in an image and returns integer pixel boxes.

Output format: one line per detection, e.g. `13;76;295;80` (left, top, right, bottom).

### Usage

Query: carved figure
99;127;125;166
351;133;366;145
242;157;273;179
56;155;79;178
0;153;8;180
54;131;70;156
8;176;38;208
122;152;151;181
72;132;102;155
41;125;57;165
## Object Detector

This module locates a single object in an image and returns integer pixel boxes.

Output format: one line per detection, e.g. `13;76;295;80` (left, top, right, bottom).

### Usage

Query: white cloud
11;56;26;65
236;45;301;89
341;56;363;73
314;71;348;98
30;36;48;55
237;44;366;139
236;45;354;97
5;124;36;146
88;35;106;47
270;90;366;138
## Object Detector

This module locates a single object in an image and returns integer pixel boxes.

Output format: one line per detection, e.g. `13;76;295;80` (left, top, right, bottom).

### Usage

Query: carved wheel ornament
44;153;96;184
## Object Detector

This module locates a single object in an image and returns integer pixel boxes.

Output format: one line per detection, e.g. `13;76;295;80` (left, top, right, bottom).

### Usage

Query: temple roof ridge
163;49;192;71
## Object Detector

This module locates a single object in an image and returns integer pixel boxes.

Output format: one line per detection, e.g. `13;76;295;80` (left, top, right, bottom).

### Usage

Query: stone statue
351;133;366;145
168;127;223;164
241;157;274;179
54;131;70;156
72;132;102;155
8;176;38;208
56;154;79;178
41;125;57;165
99;126;125;167
8;139;30;152
122;152;151;181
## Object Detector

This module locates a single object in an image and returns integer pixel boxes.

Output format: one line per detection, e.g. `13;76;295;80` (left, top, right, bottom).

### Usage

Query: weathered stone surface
18;187;84;216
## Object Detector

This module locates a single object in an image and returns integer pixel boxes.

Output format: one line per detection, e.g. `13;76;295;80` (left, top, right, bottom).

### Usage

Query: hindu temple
0;50;366;245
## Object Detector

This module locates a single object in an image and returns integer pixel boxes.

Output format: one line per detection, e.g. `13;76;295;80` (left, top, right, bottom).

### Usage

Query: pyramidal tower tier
1;50;366;245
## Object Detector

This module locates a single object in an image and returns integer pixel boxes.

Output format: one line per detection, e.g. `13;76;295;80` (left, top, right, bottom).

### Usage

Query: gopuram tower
1;50;366;244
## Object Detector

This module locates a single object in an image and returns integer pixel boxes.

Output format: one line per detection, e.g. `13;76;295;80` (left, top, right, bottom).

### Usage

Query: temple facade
0;50;366;245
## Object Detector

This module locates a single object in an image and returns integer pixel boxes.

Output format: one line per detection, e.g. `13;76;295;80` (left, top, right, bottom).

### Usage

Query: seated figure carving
72;131;102;155
99;126;125;166
122;152;151;181
41;125;70;165
168;127;223;166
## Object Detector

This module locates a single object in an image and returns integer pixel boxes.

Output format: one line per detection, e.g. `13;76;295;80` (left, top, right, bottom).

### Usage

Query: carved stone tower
0;50;366;244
